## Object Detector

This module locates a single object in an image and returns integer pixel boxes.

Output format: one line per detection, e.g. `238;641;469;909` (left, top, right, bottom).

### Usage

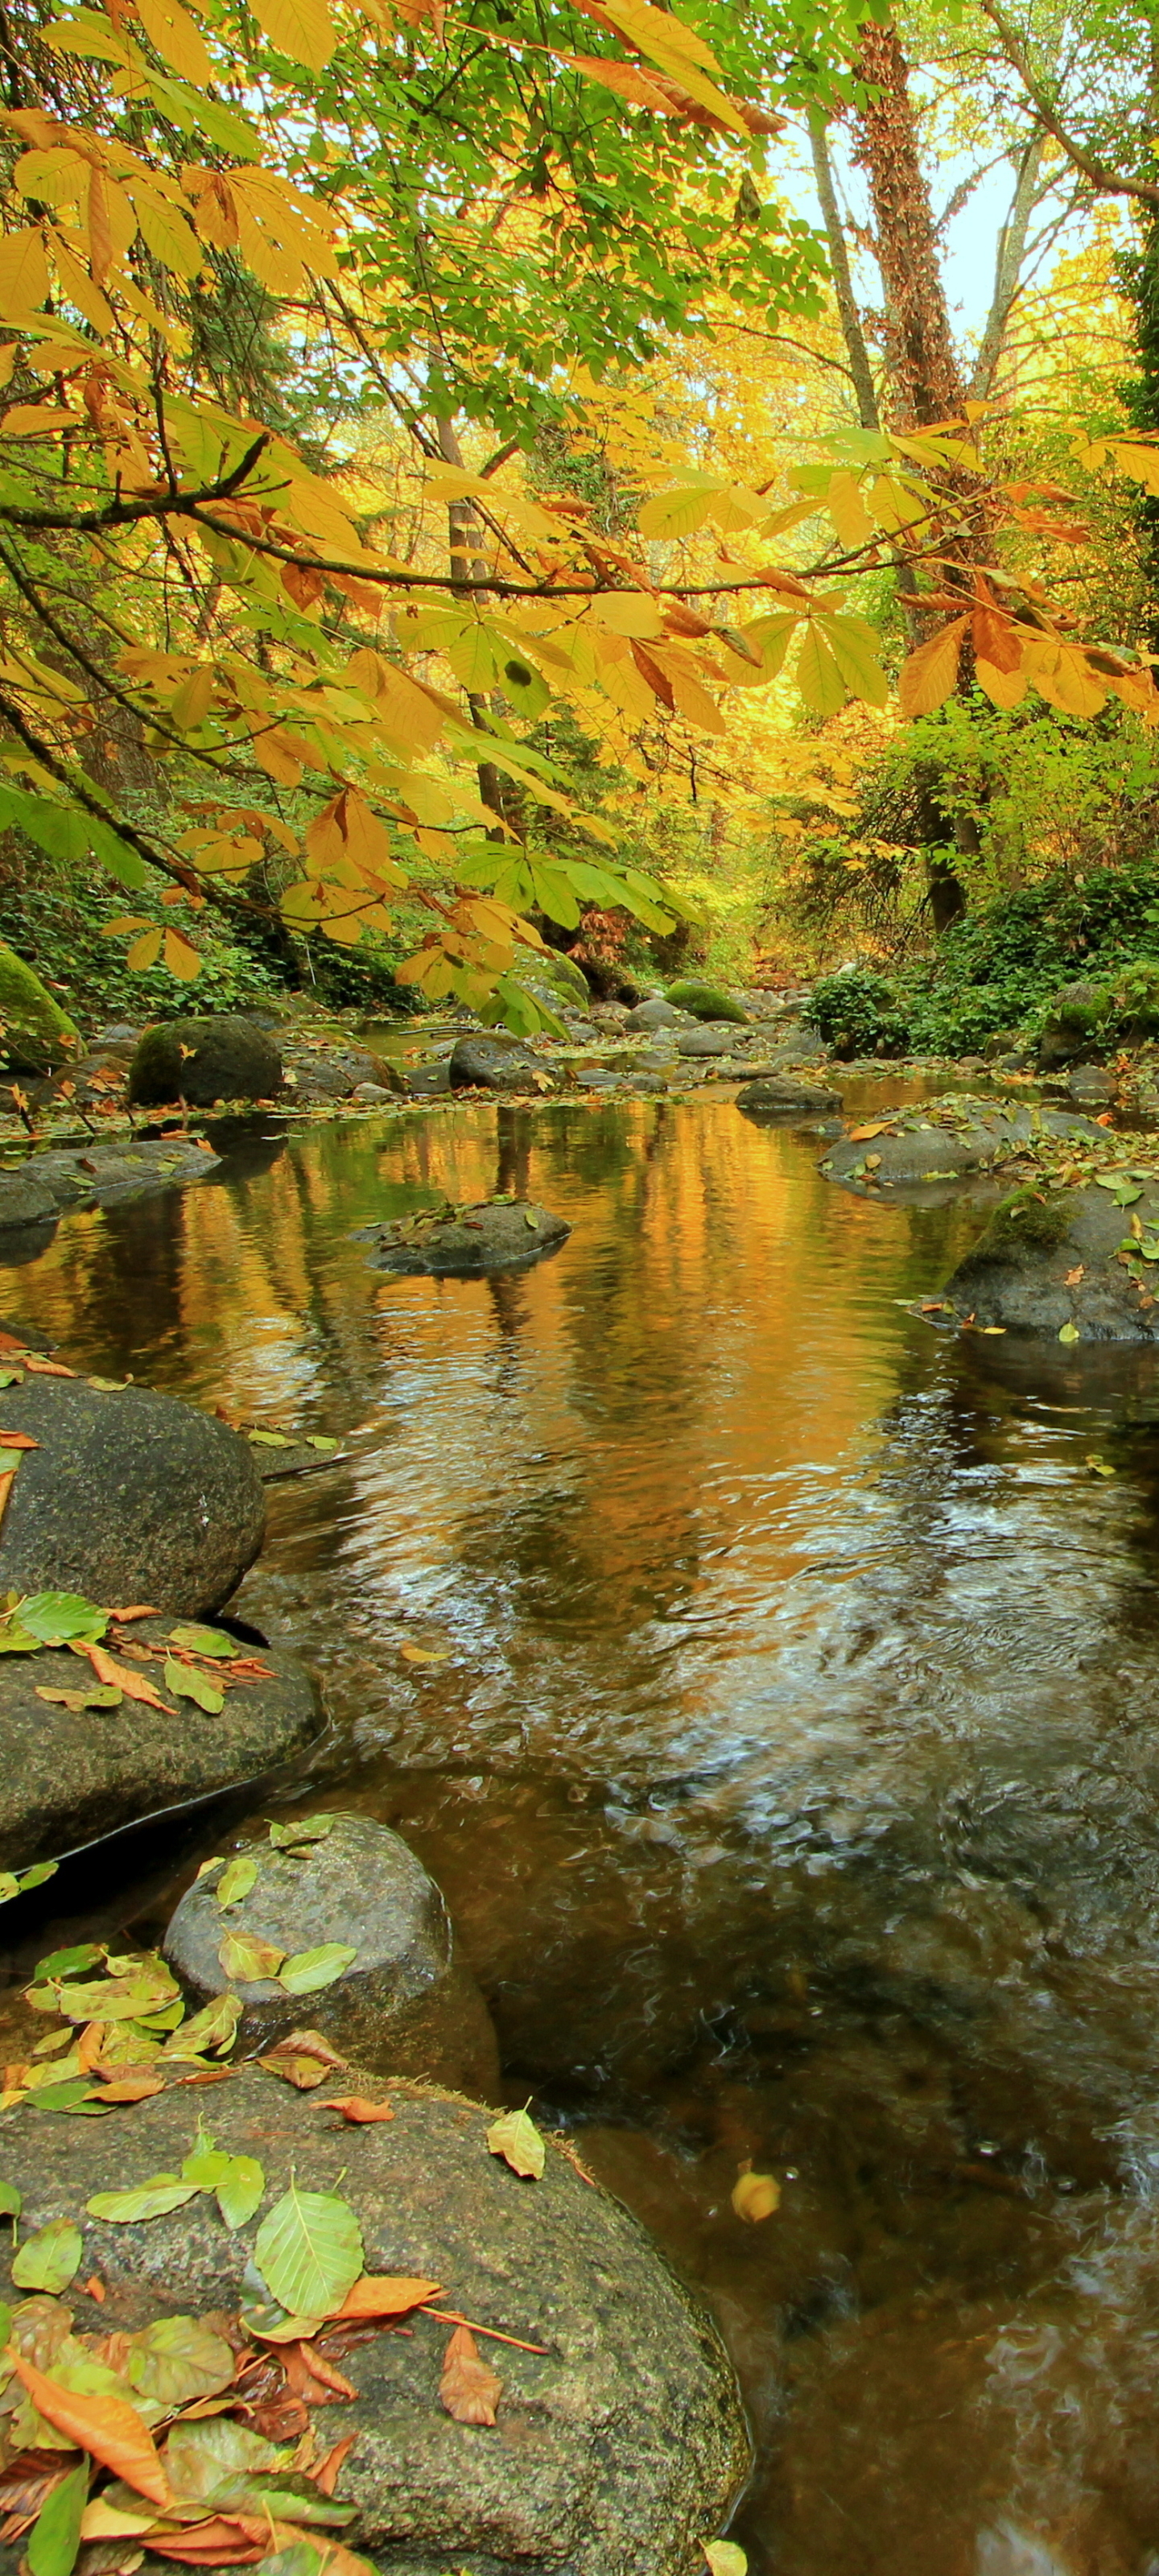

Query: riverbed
4;1085;1159;2576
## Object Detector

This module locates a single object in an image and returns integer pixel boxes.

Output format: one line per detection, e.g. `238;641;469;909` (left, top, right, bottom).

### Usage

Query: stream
5;1082;1159;2576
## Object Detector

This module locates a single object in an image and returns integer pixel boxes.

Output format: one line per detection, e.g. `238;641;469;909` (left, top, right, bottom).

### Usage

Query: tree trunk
853;16;966;429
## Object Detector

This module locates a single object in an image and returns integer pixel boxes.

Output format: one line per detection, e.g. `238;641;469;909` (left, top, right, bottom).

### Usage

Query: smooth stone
0;1615;319;1868
399;1060;452;1098
355;1199;570;1278
0;2066;750;2576
129;1016;283;1108
822;1098;1099;1194
0;1170;56;1230
0;1372;266;1615
675;1026;741;1059
9;1137;222;1212
739;1076;844;1121
449;1034;544;1092
351;1081;397;1102
165;1809;499;2096
1066;1067;1115;1105
625;999;690;1031
943;1180;1159;1340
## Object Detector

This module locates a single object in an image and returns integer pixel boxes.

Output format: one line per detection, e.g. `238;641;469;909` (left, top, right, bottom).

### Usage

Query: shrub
806;968;911;1057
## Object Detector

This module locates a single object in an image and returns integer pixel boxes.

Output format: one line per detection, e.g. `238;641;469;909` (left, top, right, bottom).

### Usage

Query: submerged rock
355;1199;570;1278
129;1016;283;1108
0;2066;751;2576
0;1371;266;1613
822;1098;1098;1195
943;1179;1159;1340
739;1075;844;1121
0;1614;319;1868
165;1808;499;2095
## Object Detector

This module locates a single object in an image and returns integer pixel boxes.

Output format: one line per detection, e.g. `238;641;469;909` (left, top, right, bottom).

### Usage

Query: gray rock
943;1179;1159;1340
10;1137;222;1212
449;1034;545;1092
0;1615;319;1868
1066;1066;1115;1106
129;1017;283;1108
739;1076;844;1121
0;1371;266;1615
0;1170;56;1230
351;1081;398;1103
0;2066;750;2576
399;1059;452;1099
675;1026;741;1059
165;1810;499;2096
764;1024;827;1067
822;1097;1099;1195
356;1199;570;1278
1037;978;1107;1071
286;1048;400;1104
625;1000;689;1032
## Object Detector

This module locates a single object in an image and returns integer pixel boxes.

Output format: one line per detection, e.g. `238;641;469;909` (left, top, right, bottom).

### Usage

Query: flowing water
6;1085;1159;2575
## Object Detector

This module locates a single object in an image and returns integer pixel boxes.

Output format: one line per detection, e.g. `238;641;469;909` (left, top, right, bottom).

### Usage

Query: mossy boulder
129;1016;283;1107
663;979;748;1026
0;944;77;1071
1037;978;1111;1071
943;1177;1159;1339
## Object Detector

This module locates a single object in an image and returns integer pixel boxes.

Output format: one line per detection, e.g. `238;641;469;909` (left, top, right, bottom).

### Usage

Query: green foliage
806;968;910;1056
0;868;281;1030
904;861;1159;1054
0;944;77;1067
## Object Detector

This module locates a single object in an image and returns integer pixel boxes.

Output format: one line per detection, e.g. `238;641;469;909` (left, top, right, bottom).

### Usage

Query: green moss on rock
0;946;77;1068
975;1187;1075;1259
663;979;748;1025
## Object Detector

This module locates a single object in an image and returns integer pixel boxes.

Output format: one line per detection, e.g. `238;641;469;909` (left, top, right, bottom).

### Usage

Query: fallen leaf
1065;1265;1085;1286
82;2277;105;2301
86;2174;202;2223
11;2218;83;2293
6;2352;171;2506
253;2181;364;2320
847;1121;893;1141
398;1643;448;1665
266;1815;336;1849
35;1685;122;1711
214;1857;258;1910
1058;1321;1080;1344
258;2030;344;2091
731;2169;781;2223
167;1626;236;1659
314;2435;356;2496
80;1645;172;1711
280;2342;357;2404
278;1945;356;1996
486;2106;546;2180
439;2325;501;2426
165;1661;225;1715
0;1432;38;1448
218;1932;285;1984
331;2274;440;2321
704;2546;748;2576
317;2096;394;2124
26;2457;88;2576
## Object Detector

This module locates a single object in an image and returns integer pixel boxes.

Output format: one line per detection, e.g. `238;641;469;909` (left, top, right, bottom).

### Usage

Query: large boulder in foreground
166;1810;500;2096
355;1199;570;1277
0;1368;266;1613
129;1015;283;1107
821;1096;1098;1195
943;1179;1159;1340
0;1614;319;1868
0;2066;749;2576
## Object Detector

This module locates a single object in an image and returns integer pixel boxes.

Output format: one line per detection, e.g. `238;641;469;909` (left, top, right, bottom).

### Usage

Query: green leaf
215;1856;259;1909
219;1930;285;1982
253;2182;363;2320
165;1657;225;1714
11;2218;83;2292
215;2154;266;2230
165;2417;286;2503
267;1814;336;1849
126;2314;235;2408
15;1594;109;1647
485;2105;546;2179
86;2173;203;2222
168;1625;237;1659
1058;1321;1080;1344
163;1992;241;2059
249;1430;291;1447
27;2460;88;2576
25;2078;105;2114
278;1945;357;1995
305;1438;338;1453
17;1862;58;1893
0;2178;22;2219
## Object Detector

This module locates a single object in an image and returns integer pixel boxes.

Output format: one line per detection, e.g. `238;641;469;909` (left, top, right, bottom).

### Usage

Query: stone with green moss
663;979;748;1025
0;945;78;1070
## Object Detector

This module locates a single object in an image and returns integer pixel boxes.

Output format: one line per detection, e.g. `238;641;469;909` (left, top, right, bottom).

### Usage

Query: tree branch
807;109;881;429
977;0;1159;205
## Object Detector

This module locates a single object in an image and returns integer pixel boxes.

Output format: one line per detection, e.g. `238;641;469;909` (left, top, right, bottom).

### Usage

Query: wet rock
1066;1066;1115;1107
1037;979;1108;1071
0;1168;56;1230
822;1098;1098;1195
449;1034;544;1092
0;944;77;1070
625;999;690;1032
4;1137;222;1216
739;1076;844;1121
165;1809;499;2095
355;1199;570;1278
398;1059;452;1099
0;2066;750;2576
0;1372;266;1614
663;980;749;1026
676;1026;742;1059
129;1016;283;1108
763;1023;827;1067
287;1047;401;1104
943;1179;1159;1340
0;1615;319;1868
351;1081;398;1103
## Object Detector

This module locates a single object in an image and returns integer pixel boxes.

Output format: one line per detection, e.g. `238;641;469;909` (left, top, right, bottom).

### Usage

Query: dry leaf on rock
730;2168;781;2223
331;2274;440;2321
316;2095;394;2124
7;2352;172;2506
485;2105;545;2179
438;2325;501;2426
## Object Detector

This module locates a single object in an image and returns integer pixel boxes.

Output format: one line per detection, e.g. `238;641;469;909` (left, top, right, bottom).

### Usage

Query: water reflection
10;1092;1159;2572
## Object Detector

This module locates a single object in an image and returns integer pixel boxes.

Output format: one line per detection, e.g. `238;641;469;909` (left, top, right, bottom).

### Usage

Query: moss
0;944;77;1068
663;979;748;1025
978;1187;1075;1259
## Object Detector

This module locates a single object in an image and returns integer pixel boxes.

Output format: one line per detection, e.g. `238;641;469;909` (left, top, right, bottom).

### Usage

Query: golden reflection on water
9;1093;1159;2576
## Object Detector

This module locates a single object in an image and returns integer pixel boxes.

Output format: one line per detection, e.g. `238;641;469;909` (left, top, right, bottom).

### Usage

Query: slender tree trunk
807;112;881;431
853;16;966;428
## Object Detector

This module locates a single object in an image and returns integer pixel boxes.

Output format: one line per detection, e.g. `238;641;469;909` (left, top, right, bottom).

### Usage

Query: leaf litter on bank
10;2219;83;2293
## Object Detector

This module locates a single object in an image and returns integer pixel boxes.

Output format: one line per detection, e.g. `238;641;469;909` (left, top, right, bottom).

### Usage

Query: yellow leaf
1;402;74;436
134;0;214;82
163;929;201;979
0;226;50;320
796;624;848;718
731;2169;781;2223
637;485;717;540
897;616;968;717
126;929;163;969
171;668;214;729
975;656;1028;710
823;469;872;549
13;148;87;206
1021;635;1107;719
246;0;334;69
48;232;113;336
130;186;200;279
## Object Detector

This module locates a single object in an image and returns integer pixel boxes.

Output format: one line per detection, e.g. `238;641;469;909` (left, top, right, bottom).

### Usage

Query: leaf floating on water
27;2458;89;2576
7;2352;172;2505
253;2181;364;2320
219;1931;286;1983
1086;1454;1116;1478
730;2169;781;2224
398;1643;448;1666
703;2546;748;2576
165;1659;225;1715
317;2095;394;2124
11;2218;83;2292
86;2174;203;2222
278;1945;357;1996
486;2106;546;2180
439;2324;501;2426
214;1856;259;1910
267;1814;336;1849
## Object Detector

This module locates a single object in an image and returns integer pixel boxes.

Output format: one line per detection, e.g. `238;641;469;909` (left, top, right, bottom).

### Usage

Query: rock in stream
355;1199;570;1278
942;1179;1159;1340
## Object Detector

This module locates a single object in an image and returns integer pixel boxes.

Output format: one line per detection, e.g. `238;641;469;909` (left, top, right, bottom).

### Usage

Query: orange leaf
315;2434;357;2496
438;2325;501;2427
0;1472;14;1530
847;1121;893;1141
6;2351;172;2506
22;1356;76;1377
93;2073;166;2103
0;1432;38;1447
317;2095;395;2124
106;1605;159;1621
1065;1265;1085;1286
897;615;968;717
280;2342;357;2403
80;1641;172;1710
332;2275;441;2321
136;2518;262;2564
83;2277;106;2302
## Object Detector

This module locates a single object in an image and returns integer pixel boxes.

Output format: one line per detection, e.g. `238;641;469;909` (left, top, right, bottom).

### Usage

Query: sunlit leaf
214;1856;259;1909
253;2182;363;2319
86;2174;202;2222
730;2169;781;2223
266;1815;336;1849
7;2352;172;2505
11;2219;83;2293
278;1945;356;1995
164;1659;225;1713
219;1931;285;1983
27;2459;89;2576
439;2324;501;2425
486;2106;546;2179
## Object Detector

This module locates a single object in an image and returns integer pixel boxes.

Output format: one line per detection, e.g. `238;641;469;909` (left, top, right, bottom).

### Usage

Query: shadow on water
12;1090;1159;2572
